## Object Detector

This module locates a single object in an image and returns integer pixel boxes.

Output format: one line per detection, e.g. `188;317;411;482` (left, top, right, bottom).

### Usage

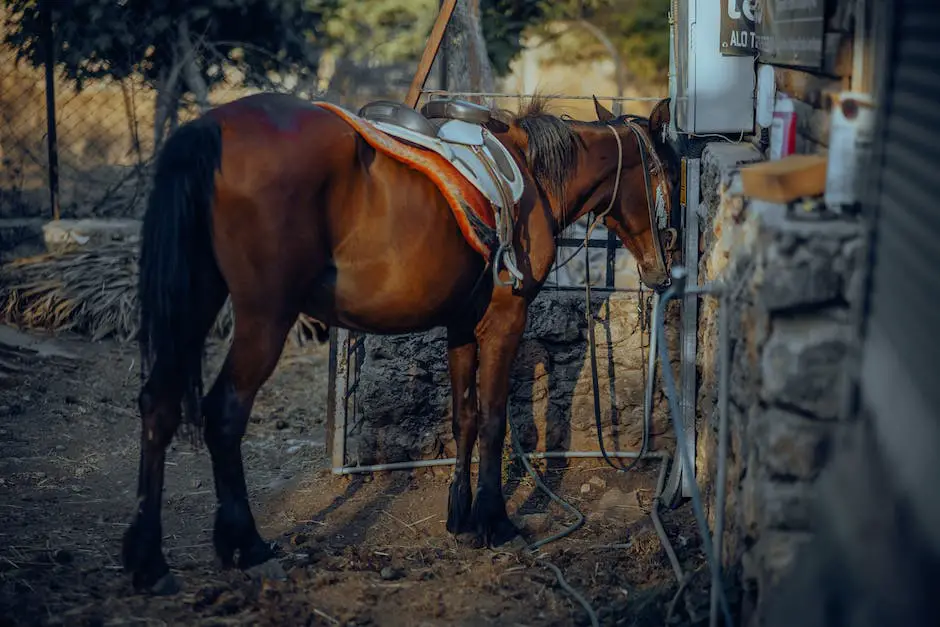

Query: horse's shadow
284;285;653;552
504;287;651;524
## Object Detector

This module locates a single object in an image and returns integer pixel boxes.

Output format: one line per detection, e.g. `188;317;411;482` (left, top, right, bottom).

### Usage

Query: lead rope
586;126;631;472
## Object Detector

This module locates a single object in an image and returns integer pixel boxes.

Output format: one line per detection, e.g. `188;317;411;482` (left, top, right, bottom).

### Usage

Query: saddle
356;98;525;214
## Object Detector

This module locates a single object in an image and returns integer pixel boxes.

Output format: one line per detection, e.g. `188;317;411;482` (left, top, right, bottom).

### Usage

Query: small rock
0;429;8;437
275;419;289;430
588;475;607;490
580;483;592;495
291;533;309;547
150;572;180;596
597;488;643;518
64;395;78;405
246;559;287;582
55;444;66;452
380;566;403;581
192;479;202;489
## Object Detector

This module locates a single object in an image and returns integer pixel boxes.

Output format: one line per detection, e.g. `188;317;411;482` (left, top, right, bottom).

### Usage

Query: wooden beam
740;155;828;203
405;0;459;109
774;66;842;109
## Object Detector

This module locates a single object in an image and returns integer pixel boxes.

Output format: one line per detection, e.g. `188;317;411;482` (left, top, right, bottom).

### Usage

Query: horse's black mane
504;96;649;202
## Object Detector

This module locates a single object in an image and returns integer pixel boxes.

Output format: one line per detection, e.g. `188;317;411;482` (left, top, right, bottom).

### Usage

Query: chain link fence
0;40;428;225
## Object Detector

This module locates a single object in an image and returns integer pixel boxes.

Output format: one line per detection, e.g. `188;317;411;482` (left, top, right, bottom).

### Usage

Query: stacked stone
697;143;865;624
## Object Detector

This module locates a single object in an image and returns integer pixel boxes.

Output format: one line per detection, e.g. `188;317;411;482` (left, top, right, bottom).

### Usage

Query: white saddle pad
369;119;525;210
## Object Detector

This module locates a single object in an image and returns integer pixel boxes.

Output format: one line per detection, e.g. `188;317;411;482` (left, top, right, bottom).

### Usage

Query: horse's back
196;93;485;333
201;94;352;309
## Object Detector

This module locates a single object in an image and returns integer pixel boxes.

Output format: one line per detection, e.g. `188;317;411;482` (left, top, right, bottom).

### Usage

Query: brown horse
122;92;678;592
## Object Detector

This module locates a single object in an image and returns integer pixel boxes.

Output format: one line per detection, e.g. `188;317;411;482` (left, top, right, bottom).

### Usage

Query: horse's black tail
138;116;223;445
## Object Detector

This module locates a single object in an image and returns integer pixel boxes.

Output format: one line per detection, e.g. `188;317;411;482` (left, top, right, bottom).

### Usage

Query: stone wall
694;144;866;625
342;289;680;467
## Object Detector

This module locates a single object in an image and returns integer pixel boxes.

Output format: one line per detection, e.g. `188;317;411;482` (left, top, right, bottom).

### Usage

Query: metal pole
605;228;617;288
680;158;700;497
41;0;60;221
332;449;667;476
710;289;731;627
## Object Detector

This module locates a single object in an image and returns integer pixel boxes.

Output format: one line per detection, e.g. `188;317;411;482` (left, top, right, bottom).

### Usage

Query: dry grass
0;241;322;345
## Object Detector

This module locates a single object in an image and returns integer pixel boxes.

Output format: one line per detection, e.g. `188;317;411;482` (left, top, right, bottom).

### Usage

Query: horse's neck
552;169;603;234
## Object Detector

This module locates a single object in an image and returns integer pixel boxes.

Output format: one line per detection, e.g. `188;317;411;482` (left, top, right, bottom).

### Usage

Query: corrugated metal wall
860;0;940;553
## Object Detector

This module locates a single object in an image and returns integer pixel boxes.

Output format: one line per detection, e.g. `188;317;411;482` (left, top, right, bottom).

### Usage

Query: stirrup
493;244;523;288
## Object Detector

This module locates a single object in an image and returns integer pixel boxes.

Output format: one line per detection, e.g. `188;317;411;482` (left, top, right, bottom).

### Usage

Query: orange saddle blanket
313;102;499;259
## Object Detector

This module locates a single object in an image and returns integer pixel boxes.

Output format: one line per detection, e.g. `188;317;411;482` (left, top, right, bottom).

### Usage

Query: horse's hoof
479;517;521;549
246;558;287;582
235;538;278;570
131;568;179;596
446;481;473;535
471;489;519;548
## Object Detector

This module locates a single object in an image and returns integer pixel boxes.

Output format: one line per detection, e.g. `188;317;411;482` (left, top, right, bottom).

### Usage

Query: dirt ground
0;327;712;627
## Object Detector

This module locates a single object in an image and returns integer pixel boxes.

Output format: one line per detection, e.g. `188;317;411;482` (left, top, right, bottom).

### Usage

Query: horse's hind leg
446;326;479;534
202;305;296;571
121;365;184;593
123;294;226;593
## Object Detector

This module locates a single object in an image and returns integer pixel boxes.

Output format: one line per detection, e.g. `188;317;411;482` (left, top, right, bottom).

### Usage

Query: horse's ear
648;98;672;144
593;95;616;122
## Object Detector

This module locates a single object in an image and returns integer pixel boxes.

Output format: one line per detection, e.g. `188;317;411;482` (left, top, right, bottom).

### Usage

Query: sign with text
720;0;826;69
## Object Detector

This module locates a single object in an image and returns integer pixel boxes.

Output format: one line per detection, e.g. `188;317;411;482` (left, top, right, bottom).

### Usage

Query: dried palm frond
0;242;325;347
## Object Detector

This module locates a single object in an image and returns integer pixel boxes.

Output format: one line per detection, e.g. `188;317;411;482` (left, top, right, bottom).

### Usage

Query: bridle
584;119;673;288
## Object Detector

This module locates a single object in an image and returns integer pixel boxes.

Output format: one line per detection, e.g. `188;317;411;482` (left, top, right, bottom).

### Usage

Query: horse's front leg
473;292;527;547
446;327;479;534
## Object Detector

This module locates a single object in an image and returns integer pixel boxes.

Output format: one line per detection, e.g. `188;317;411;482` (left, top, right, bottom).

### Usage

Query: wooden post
41;0;60;221
439;0;448;91
405;0;458;109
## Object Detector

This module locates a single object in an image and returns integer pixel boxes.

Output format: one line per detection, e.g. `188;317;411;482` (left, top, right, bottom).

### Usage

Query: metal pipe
656;271;733;626
421;90;667;102
710;289;731;627
332;450;668;475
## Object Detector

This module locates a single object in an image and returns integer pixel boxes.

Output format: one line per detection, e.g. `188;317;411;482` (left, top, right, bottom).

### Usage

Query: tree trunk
443;0;495;102
153;52;184;154
178;20;209;113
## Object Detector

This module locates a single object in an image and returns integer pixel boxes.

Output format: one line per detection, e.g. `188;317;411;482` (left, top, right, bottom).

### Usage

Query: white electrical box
671;0;756;135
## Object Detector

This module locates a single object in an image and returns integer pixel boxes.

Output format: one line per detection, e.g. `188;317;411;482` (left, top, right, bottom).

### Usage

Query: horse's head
502;96;678;292
586;96;678;291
